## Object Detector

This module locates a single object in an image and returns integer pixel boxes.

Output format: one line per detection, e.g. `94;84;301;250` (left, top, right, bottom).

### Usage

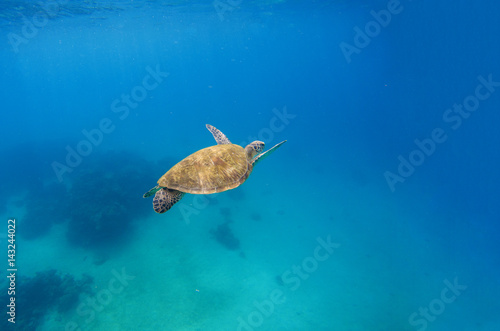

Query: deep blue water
1;1;499;330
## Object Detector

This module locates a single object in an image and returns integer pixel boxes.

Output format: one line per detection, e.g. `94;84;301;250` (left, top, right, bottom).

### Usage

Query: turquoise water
1;1;499;330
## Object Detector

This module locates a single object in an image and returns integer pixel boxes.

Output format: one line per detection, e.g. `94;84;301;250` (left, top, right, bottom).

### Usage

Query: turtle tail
143;185;160;198
153;188;184;214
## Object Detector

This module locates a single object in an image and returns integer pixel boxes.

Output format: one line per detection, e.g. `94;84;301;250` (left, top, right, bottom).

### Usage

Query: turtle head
245;141;265;160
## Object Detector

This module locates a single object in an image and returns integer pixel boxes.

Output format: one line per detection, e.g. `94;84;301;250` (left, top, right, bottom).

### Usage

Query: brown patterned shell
157;144;252;194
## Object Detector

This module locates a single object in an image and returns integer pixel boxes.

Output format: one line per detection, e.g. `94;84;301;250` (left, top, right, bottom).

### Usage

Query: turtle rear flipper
153;188;185;213
143;185;160;198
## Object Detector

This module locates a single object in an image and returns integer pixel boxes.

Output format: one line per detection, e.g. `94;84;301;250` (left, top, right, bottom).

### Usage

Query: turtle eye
250;142;264;153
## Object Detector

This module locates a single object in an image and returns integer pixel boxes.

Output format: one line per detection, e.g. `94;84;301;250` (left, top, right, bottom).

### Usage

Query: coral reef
0;270;93;330
210;221;240;250
275;274;285;286
20;182;69;240
250;212;262;221
65;151;159;248
1;141;70;237
13;147;162;248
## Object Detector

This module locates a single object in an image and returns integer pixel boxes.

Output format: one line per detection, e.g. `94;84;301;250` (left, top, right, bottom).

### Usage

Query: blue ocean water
1;0;499;330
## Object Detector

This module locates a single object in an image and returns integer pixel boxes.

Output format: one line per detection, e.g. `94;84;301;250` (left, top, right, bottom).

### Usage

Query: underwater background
1;0;499;330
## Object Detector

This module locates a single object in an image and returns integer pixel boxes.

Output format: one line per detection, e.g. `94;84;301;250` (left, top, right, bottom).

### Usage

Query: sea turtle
143;124;286;213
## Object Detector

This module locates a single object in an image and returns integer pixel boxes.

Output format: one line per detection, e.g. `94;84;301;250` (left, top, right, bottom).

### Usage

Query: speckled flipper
251;140;287;167
153;188;185;214
206;124;231;145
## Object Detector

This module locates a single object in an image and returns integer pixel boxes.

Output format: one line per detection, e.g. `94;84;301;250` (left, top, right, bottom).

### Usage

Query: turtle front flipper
251;140;287;167
153;188;185;213
206;124;231;145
